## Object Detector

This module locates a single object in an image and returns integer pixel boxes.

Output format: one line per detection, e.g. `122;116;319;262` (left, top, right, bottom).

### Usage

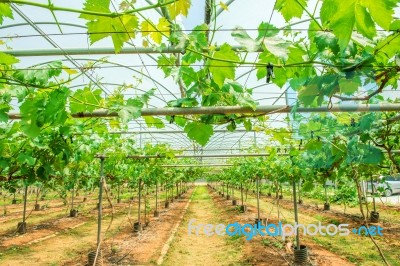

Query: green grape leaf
44;87;69;125
168;0;191;19
237;95;257;111
338;76;361;95
0;52;19;65
271;128;290;144
244;119;252;131
180;66;197;87
390;20;400;30
313;31;340;54
80;0;138;53
184;122;213;146
81;0;110;14
304;139;323;151
144;116;165;129
321;0;355;51
231;27;259;52
157;55;177;77
354;3;376;39
182;24;209;65
167;97;198;107
275;0;307;22
118;98;142;123
142;17;170;44
141;88;156;104
0;103;10;123
359;113;376;131
86;15;138;53
70;87;102;113
209;43;239;88
19;98;42;138
375;33;400;61
17;153;36;166
360;0;396;30
298;83;319;106
0;3;13;25
13;61;62;86
257;22;279;40
263;37;291;60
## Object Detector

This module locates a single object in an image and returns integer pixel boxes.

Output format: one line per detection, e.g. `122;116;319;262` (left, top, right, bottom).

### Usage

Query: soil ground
0;185;398;266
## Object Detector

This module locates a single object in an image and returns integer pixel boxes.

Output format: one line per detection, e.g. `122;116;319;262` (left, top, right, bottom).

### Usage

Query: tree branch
333;66;400;101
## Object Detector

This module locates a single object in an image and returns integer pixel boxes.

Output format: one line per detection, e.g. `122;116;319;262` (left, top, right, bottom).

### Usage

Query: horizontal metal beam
160;164;233;167
7;104;400;120
2;45;254;57
96;153;285;159
128;153;275;158
77;129;259;135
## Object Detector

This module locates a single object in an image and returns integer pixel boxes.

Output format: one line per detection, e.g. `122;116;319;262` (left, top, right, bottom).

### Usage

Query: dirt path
163;186;245;266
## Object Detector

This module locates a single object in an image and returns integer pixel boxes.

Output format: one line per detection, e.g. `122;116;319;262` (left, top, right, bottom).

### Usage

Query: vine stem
3;0;176;18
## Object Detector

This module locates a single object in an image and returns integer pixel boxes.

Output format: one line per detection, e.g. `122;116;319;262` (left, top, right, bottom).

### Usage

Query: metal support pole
3;45;258;57
97;157;105;248
256;176;260;220
22;185;28;223
8;104;400;120
156;182;158;211
292;178;300;249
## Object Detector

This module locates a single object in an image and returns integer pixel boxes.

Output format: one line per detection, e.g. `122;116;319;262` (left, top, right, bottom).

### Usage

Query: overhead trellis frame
3;45;259;57
7;103;400;120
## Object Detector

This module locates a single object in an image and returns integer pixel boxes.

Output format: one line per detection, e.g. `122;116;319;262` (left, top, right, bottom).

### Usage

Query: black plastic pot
240;205;247;213
324;203;330;211
17;222;27;234
370;211;379;223
232;199;237;206
133;222;142;232
88;250;103;266
293;245;308;265
254;218;267;227
70;209;78;217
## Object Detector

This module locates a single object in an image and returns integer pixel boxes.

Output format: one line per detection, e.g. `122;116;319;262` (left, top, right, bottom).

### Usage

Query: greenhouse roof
1;0;400;161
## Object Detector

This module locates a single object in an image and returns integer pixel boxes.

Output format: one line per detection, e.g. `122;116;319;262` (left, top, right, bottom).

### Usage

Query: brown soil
61;188;194;265
0;199;129;248
210;187;355;266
